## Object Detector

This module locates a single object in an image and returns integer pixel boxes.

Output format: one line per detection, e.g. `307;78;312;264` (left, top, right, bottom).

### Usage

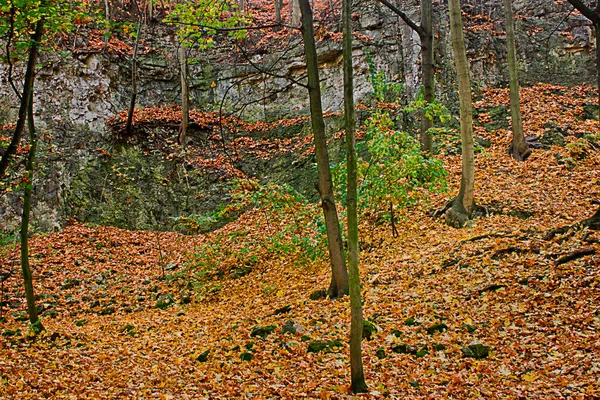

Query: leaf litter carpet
0;85;599;398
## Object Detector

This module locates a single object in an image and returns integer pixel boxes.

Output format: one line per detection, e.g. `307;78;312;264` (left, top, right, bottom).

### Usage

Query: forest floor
0;85;599;399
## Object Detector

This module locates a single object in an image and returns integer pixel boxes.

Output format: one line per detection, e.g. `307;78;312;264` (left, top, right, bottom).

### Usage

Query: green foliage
164;0;250;49
333;111;448;221
364;48;404;103
183;180;327;286
405;89;451;125
0;0;100;60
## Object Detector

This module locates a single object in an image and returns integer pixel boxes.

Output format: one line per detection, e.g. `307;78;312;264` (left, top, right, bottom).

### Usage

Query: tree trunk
275;0;283;28
125;20;143;136
21;93;42;333
565;1;600;117
343;0;367;393
446;0;475;228
103;0;111;51
291;0;301;27
299;0;349;298
0;12;45;178
178;44;189;146
583;205;600;230
147;0;153;22
596;21;599;117
419;0;434;154
504;0;531;161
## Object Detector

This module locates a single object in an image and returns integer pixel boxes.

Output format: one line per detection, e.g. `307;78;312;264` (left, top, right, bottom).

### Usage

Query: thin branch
234;41;308;88
566;0;600;23
168;21;289;32
375;0;424;36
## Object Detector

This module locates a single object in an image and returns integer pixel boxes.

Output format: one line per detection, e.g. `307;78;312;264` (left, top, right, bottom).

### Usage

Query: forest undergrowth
0;85;599;398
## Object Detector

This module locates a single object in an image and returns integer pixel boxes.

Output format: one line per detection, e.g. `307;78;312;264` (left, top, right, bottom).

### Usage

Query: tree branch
375;0;425;36
566;0;600;24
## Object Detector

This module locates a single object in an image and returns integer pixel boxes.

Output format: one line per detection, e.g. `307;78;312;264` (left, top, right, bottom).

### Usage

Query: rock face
0;0;595;232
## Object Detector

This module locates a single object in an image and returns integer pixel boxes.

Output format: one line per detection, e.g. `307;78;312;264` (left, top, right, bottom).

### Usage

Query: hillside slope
0;85;599;398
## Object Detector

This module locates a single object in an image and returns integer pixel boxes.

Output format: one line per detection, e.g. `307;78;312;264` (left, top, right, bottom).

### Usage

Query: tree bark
446;0;475;228
583;205;600;229
178;44;189;146
0;12;45;179
21;92;42;332
275;0;283;27
565;1;600;116
343;0;367;392
291;0;301;27
125;19;143;136
299;0;349;298
375;0;435;154
419;0;434;153
504;0;531;161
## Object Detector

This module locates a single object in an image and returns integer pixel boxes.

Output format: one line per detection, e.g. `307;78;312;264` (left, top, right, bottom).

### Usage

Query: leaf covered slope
0;85;599;398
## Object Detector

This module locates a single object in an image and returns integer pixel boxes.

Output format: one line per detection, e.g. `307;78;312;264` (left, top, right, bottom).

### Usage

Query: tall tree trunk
291;0;301;26
504;0;531;161
445;0;475;228
125;19;143;136
0;12;45;179
103;0;111;51
375;0;435;153
596;20;600;116
343;0;367;393
299;0;349;298
419;0;434;153
275;0;283;27
565;1;600;117
147;0;153;22
21;92;42;333
178;44;189;146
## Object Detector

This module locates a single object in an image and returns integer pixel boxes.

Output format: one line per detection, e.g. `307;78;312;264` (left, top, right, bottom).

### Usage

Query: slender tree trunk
291;0;301;26
299;0;349;298
565;1;600;117
178;44;189;146
0;13;45;179
275;0;283;27
103;0;111;51
125;19;143;136
147;0;153;21
504;0;531;161
596;21;600;116
446;0;475;228
21;93;42;332
343;0;367;393
419;0;434;153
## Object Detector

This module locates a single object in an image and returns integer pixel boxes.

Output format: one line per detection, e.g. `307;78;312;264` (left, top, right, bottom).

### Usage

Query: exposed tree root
555;248;596;266
544;205;600;240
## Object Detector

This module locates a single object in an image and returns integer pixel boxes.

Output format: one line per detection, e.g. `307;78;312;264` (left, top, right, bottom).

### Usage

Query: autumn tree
0;0;86;330
445;0;475;228
376;0;435;153
504;0;531;161
125;5;143;136
556;1;600;225
299;0;349;297
165;0;248;145
343;0;367;392
0;0;47;178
